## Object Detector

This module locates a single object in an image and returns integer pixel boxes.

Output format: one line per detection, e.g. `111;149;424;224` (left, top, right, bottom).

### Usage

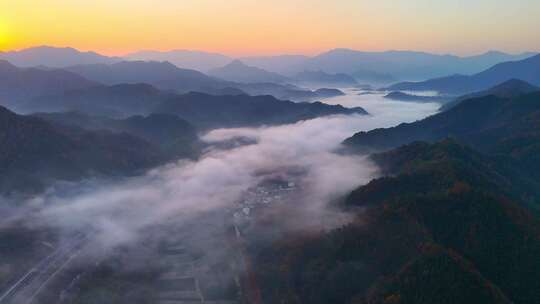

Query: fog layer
26;90;440;248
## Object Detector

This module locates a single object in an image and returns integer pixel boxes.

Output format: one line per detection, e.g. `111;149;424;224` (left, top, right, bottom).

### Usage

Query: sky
1;0;539;56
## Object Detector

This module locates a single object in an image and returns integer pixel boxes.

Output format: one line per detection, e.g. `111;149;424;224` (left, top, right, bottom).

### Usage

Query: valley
1;9;540;301
0;90;440;304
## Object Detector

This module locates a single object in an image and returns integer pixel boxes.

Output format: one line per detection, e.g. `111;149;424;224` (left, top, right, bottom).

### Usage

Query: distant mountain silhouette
0;105;167;194
441;79;539;111
301;48;537;80
0;46;118;68
294;70;358;87
62;60;331;101
238;55;309;75
0;60;98;109
124;49;232;71
64;61;227;93
3;46;534;81
22;84;366;129
388;54;540;95
208;60;290;83
153;92;368;129
21;83;170;117
229;49;537;80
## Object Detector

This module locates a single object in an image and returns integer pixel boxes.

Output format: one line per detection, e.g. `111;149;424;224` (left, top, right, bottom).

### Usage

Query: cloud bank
16;91;439;250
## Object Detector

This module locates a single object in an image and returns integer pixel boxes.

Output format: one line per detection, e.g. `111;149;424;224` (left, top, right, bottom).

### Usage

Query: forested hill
250;85;540;304
344;91;540;157
0;106;198;195
153;92;368;129
253;139;540;304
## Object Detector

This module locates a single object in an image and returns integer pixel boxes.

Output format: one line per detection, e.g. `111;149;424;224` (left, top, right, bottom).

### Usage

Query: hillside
388;54;540;95
301;48;536;80
153;92;368;129
440;79;539;111
0;106;167;194
21;83;170;117
252;140;540;304
19;84;364;129
64;61;227;93
33;112;200;158
62;60;323;101
344;91;540;158
0;60;98;109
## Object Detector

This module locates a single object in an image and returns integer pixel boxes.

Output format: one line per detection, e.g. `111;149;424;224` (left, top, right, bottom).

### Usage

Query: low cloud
13;92;439;251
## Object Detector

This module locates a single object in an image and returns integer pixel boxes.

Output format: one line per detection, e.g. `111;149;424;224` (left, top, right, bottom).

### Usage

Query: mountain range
2;45;540;304
3;46;537;82
0;106;174;194
389;54;540;95
252;81;540;304
126;48;536;80
0;60;98;108
17;83;367;129
33;112;200;158
64;61;227;93
255;139;540;304
297;49;537;80
440;79;539;111
0;46;118;67
19;83;169;117
153;92;368;129
124;49;231;72
344;84;540;174
0;60;357;120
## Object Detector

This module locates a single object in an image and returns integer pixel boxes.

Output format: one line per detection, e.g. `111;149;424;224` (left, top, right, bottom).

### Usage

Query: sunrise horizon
2;2;540;303
1;44;539;59
2;0;539;57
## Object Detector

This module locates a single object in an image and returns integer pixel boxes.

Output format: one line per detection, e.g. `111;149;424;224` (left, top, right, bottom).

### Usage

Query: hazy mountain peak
63;60;222;94
0;46;118;68
124;49;232;71
390;53;540;95
24;45;93;55
225;59;248;67
490;78;539;91
208;59;289;84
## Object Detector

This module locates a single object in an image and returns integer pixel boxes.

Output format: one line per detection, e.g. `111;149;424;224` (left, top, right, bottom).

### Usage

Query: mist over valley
1;2;540;302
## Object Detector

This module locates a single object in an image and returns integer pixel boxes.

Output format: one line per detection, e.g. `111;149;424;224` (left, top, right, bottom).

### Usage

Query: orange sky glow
1;0;539;57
